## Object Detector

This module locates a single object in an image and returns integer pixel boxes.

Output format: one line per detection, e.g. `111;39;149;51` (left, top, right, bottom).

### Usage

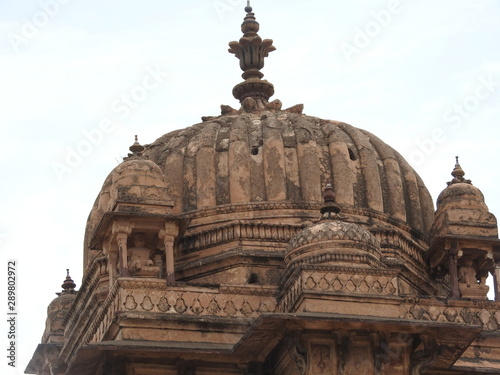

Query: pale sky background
1;0;499;373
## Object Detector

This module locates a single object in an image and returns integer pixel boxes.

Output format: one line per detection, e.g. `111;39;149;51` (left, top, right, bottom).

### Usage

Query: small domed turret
42;270;77;344
83;136;173;267
432;157;497;239
284;185;382;272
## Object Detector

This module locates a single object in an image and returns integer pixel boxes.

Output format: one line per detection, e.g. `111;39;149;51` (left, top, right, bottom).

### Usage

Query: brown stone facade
26;6;500;375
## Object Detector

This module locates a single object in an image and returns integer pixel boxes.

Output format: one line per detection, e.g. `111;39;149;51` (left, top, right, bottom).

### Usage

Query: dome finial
228;3;276;106
245;0;252;13
323;183;336;203
61;269;76;294
447;156;471;185
124;135;145;160
320;184;341;219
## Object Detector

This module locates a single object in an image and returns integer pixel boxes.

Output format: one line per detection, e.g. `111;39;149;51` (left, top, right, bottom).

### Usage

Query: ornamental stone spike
447;156;472;185
61;269;76;293
228;2;276;104
320;184;341;219
124;135;145;160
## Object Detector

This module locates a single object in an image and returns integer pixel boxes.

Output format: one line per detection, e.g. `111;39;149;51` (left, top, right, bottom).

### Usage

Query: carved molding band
301;271;398;296
181;222;304;253
118;288;277;318
79;279;278;347
279;269;399;313
64;255;108;332
185;202;428;242
374;230;426;269
400;299;500;330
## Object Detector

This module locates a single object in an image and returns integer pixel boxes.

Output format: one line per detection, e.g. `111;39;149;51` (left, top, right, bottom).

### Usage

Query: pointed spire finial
228;3;276;107
447;156;471;185
61;269;76;294
124;135;145;160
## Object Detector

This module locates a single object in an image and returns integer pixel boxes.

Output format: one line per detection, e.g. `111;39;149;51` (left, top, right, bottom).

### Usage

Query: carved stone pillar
448;243;459;298
164;235;175;283
334;331;349;375
109;251;118;287
494;262;500;302
117;233;129;277
160;222;179;284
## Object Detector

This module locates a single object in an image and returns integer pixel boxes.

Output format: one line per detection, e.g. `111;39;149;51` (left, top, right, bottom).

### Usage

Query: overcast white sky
1;0;500;373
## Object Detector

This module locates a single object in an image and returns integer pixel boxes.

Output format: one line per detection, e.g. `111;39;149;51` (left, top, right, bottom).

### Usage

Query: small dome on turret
103;136;169;211
284;186;382;272
285;221;380;268
42;270;77;344
432;157;498;239
83;137;173;266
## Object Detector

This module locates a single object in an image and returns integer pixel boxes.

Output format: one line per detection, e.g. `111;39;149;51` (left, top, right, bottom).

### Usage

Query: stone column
448;243;459;298
160;222;179;284
117;233;129;277
109;251;118;287
494;262;500;302
164;235;175;283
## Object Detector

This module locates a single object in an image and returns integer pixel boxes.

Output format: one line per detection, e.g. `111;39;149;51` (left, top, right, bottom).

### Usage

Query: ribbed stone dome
82;5;435;288
144;111;434;234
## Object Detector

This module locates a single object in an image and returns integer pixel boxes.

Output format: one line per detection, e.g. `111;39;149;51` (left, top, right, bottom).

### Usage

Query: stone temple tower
27;4;500;375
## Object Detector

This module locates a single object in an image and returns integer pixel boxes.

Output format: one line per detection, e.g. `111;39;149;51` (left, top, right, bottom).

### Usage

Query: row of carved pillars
109;222;178;284
446;241;500;301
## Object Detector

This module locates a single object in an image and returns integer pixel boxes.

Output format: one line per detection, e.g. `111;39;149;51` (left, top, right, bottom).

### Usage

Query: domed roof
283;213;383;271
432;158;497;238
92;137;169;212
84;5;434;274
43;271;77;344
287;220;379;252
144;111;434;233
84;137;171;260
437;182;487;210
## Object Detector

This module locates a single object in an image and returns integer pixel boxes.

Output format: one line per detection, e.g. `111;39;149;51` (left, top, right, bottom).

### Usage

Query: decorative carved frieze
400;299;500;330
61;255;109;363
373;230;426;269
279;267;399;313
184;202;429;246
116;287;277;318
64;255;109;331
300;270;398;296
66;279;279;347
181;221;304;253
